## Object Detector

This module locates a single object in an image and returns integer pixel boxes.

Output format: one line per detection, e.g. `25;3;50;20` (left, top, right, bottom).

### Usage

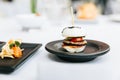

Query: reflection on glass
41;0;72;26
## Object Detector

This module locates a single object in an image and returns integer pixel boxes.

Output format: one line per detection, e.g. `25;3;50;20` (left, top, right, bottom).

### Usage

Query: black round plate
45;40;110;62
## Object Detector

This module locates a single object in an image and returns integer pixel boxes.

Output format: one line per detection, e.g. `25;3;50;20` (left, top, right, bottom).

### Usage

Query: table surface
0;15;120;80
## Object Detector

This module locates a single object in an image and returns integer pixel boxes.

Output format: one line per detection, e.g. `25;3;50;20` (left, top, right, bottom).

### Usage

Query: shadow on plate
48;54;66;62
47;54;104;63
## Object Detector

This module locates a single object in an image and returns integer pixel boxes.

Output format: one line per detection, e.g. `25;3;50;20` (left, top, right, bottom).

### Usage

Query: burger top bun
62;27;85;37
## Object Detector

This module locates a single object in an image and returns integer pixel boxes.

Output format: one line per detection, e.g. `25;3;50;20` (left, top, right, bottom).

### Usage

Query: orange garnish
12;46;22;58
35;13;41;16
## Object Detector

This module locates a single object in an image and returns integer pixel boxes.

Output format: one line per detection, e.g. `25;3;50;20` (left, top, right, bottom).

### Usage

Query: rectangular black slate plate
0;41;42;74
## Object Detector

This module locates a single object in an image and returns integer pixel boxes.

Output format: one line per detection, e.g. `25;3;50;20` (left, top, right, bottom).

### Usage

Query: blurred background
0;0;120;31
0;0;119;17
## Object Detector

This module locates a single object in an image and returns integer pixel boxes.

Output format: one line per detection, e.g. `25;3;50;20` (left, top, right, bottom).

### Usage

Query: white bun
62;27;85;37
63;45;86;53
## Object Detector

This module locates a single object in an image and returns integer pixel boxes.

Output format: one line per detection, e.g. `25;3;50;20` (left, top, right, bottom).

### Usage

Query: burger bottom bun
63;45;86;53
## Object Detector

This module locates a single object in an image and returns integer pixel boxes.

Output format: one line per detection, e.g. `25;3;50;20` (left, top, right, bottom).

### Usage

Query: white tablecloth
0;16;120;80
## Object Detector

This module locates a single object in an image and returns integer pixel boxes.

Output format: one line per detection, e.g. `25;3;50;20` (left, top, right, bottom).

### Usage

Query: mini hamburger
62;27;87;53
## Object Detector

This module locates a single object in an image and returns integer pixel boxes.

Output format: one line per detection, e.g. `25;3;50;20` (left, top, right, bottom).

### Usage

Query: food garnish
0;39;23;59
35;13;41;16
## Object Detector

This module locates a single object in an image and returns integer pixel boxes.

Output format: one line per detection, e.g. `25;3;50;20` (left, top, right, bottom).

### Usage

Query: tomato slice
71;37;83;42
